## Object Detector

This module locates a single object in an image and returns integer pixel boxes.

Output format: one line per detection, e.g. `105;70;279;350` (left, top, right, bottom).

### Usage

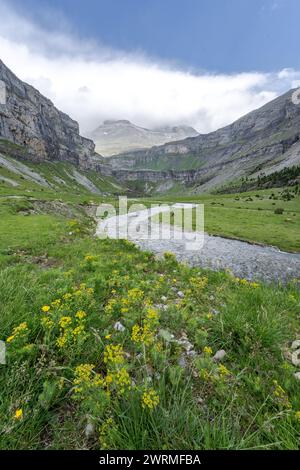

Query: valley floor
149;187;300;253
0;191;300;450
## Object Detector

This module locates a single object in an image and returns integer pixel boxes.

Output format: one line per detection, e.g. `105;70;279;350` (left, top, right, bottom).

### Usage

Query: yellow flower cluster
41;316;54;330
141;388;160;410
56;310;88;350
105;367;131;395
126;288;144;304
99;417;115;449
59;316;72;329
235;277;260;289
218;364;230;377
272;380;291;409
203;346;213;356
6;322;29;344
73;363;104;397
190;276;208;291
104;298;117;315
84;254;98;262
104;344;125;365
131;308;159;346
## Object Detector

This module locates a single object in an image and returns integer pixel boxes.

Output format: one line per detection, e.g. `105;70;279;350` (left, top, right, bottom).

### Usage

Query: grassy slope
150;188;300;252
0;187;299;449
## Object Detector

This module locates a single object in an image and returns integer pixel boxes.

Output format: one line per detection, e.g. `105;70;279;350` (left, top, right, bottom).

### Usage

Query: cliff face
0;60;95;166
105;90;300;189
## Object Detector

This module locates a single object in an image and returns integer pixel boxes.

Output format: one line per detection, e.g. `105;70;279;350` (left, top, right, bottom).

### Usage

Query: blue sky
0;0;299;133
8;0;300;73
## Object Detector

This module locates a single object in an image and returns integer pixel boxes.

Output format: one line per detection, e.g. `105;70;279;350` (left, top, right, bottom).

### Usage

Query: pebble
294;372;300;380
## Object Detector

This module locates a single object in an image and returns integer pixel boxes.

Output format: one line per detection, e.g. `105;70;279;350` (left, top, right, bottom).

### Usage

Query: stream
96;204;300;284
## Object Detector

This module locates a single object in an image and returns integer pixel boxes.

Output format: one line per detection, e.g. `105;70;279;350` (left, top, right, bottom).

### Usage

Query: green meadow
0;179;299;449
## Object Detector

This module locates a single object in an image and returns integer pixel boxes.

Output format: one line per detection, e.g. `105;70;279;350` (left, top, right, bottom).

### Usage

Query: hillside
87;120;198;156
105;90;300;191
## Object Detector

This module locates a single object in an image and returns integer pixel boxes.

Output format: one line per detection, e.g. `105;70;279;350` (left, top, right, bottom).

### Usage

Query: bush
274;208;284;215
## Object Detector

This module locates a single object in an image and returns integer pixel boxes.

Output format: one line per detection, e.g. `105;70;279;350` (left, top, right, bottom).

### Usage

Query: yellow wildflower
59;316;72;329
6;322;29;344
218;364;230;377
41;305;51;313
104;344;125;365
272;380;292;409
75;310;86;320
72;325;85;337
41;316;54;329
142;388;159;410
105;334;112;340
56;335;67;349
295;411;300;421
146;307;159;322
14;408;23;420
203;346;213;356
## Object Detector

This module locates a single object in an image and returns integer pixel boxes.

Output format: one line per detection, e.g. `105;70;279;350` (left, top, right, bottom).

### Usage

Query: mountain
1;57;300;195
104;90;300;191
0;59;96;167
87;119;199;156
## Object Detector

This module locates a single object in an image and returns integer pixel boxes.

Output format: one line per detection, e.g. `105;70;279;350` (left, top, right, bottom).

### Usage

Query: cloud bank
0;1;300;135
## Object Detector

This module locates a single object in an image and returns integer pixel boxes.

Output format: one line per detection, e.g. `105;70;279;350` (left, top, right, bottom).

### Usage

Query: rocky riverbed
96;204;300;284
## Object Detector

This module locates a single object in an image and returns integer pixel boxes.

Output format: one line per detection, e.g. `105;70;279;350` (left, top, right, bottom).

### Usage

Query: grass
0;193;300;450
150;187;300;252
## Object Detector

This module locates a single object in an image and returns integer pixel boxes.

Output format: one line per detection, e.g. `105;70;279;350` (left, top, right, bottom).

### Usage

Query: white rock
114;321;125;332
294;372;300;380
177;291;185;298
161;296;167;302
213;350;226;361
85;422;94;438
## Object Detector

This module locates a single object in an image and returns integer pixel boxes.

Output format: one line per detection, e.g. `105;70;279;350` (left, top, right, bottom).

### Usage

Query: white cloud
0;1;299;135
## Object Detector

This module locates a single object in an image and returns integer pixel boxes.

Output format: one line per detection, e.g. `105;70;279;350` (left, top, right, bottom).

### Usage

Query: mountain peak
88;120;199;156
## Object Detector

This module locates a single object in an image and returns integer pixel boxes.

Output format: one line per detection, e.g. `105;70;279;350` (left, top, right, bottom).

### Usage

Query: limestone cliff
0;60;96;166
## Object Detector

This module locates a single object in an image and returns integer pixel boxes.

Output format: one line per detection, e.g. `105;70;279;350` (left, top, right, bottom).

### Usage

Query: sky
0;0;300;134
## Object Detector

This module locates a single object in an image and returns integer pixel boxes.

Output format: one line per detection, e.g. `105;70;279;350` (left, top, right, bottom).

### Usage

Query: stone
213;350;227;361
114;321;125;332
294;372;300;380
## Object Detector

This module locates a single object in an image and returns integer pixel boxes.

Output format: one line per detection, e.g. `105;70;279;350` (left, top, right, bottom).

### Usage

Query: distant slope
0;150;128;197
87;120;198;156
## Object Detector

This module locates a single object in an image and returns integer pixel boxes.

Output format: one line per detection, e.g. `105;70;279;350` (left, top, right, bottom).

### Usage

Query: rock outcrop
0;59;96;166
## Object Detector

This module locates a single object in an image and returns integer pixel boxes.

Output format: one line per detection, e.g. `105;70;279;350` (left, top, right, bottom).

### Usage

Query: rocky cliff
0;60;96;166
106;90;300;190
